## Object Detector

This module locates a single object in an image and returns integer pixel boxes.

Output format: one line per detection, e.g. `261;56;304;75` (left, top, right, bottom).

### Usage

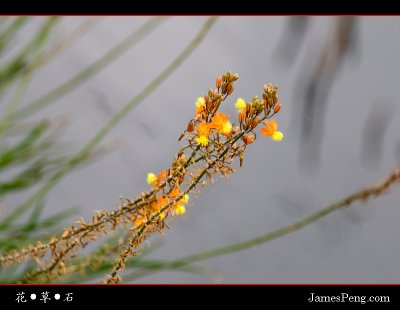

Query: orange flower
260;119;284;141
151;196;169;212
169;188;181;200
196;122;211;146
134;215;148;227
195;97;206;115
157;170;167;180
211;112;232;135
150;170;168;188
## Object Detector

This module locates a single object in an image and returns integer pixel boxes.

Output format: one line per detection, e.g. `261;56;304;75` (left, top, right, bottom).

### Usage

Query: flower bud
252;117;260;128
238;111;246;123
187;120;194;132
274;103;282;113
216;76;222;88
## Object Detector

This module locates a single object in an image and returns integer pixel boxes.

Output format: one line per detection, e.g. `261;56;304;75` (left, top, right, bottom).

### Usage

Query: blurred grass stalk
124;163;400;281
0;16;217;232
0;17;102;137
0;16;219;283
12;16;169;120
1;17;399;284
0;16;175;282
0;17;59;95
46;162;400;283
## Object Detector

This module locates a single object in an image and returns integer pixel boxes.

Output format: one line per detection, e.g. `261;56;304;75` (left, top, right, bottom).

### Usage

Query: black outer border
1;2;400;308
1;0;400;14
1;284;399;306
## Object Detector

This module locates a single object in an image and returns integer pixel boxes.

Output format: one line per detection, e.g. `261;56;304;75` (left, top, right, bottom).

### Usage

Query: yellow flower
195;97;206;115
196;122;211;146
211;112;232;135
147;172;156;184
222;121;232;135
196;97;205;108
196;135;209;146
272;131;284;141
182;194;189;204
260;119;284;142
235;98;246;113
159;212;166;220
175;205;186;215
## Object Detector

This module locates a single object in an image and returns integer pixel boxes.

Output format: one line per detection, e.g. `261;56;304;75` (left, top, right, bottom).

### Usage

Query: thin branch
127;163;400;280
0;17;217;235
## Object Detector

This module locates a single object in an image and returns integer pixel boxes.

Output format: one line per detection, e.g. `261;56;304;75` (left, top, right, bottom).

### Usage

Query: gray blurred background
2;16;400;283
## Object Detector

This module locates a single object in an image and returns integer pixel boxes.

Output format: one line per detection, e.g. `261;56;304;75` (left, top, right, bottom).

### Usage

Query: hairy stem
128;164;400;280
0;17;217;231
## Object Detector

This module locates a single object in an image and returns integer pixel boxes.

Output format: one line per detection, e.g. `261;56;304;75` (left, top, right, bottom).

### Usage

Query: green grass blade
0;17;217;231
0;17;59;94
0;17;30;55
13;17;168;119
0;121;48;171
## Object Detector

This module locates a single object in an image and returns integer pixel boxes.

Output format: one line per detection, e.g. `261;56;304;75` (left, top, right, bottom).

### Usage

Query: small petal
175;205;186;215
196;135;209;146
135;216;147;227
147;173;157;184
182;194;189;204
197;122;211;137
235;98;246;113
222;121;232;135
272;131;284;141
260;125;273;136
195;97;205;108
271;119;278;131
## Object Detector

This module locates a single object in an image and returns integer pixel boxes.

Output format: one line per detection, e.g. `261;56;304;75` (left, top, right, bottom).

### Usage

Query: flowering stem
126;164;400;280
0;17;218;232
106;130;244;282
